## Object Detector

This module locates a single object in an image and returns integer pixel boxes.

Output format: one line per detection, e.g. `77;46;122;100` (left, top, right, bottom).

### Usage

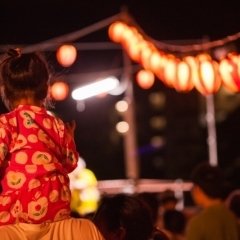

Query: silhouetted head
93;193;169;240
163;209;186;234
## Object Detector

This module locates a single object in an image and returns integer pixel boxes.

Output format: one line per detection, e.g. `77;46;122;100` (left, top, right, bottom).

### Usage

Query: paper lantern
108;21;127;43
163;57;179;87
155;54;175;84
140;43;156;70
136;70;154;89
175;59;194;92
149;50;164;74
219;53;240;92
186;53;221;95
121;26;138;45
196;59;221;95
125;34;145;62
56;45;77;67
51;82;69;101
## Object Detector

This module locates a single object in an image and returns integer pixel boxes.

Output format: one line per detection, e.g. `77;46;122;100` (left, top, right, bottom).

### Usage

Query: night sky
1;1;240;186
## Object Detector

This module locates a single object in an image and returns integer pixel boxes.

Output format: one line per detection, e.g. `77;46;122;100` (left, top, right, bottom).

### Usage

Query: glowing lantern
121;26;138;45
219;53;240;92
140;43;156;70
175;60;194;92
155;54;174;84
136;70;154;89
196;59;221;95
186;53;221;95
56;45;77;67
149;50;164;74
125;34;144;62
108;21;127;43
51;82;69;101
163;57;179;87
184;55;199;89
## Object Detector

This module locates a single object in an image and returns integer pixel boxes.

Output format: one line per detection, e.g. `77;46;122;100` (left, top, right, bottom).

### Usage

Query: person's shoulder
61;217;98;229
60;218;105;240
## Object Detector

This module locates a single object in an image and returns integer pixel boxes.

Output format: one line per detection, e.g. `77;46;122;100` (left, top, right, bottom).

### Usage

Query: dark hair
163;209;186;234
190;162;224;199
93;193;169;240
138;192;159;223
0;48;51;110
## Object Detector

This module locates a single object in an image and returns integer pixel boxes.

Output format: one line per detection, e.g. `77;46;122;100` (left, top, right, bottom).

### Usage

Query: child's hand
65;120;76;139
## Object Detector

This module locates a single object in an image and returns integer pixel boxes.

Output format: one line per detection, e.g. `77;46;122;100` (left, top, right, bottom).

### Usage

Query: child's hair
0;48;52;110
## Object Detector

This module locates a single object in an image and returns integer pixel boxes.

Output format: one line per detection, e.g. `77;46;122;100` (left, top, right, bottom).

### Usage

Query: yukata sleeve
61;128;79;173
0;119;10;167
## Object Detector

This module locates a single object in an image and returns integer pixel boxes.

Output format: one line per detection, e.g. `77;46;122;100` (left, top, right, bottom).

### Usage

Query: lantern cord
1;11;239;55
149;32;240;53
120;12;240;54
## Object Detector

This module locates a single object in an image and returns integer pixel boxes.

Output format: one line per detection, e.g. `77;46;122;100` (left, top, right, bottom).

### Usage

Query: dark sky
1;0;240;183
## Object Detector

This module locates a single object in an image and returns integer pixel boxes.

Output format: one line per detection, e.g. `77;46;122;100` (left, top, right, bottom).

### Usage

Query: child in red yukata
0;48;79;226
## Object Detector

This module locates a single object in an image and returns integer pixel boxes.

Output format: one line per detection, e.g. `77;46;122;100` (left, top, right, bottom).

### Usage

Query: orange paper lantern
162;57;179;87
155;54;174;84
219;53;240;92
175;59;194;92
196;59;221;95
51;82;69;101
136;70;155;89
108;21;127;43
56;45;77;67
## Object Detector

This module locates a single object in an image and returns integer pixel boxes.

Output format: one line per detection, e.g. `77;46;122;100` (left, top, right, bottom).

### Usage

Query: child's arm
62;120;79;172
64;120;76;139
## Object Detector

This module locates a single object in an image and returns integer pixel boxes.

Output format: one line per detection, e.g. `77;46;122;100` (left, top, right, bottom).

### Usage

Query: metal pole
205;94;218;166
122;50;139;190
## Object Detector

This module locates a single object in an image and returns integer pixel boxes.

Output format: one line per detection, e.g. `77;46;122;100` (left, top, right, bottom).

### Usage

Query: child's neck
14;99;43;108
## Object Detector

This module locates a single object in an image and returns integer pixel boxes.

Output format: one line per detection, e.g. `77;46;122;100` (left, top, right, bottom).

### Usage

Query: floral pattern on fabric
0;105;79;225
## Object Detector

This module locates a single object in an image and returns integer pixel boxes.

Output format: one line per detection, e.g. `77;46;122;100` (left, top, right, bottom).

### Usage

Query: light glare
72;77;119;100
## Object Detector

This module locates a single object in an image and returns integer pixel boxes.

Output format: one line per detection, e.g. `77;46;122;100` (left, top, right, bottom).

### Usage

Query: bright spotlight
72;77;119;100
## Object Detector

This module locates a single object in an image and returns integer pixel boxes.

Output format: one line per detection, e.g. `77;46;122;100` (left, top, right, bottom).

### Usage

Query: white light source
72;77;119;100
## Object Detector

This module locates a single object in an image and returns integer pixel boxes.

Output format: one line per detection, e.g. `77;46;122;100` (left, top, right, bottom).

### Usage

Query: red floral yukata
0;105;79;225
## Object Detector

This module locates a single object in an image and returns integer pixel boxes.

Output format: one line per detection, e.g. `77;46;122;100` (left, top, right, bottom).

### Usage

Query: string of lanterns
108;21;240;94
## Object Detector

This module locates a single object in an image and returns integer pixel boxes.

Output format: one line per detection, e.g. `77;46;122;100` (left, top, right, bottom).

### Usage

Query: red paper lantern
56;45;77;67
136;70;155;89
51;82;69;101
219;53;240;92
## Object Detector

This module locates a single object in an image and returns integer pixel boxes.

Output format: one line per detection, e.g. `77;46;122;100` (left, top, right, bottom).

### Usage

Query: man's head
190;162;224;205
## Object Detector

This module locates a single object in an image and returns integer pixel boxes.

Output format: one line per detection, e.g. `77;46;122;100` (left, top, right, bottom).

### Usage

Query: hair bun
7;48;22;57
